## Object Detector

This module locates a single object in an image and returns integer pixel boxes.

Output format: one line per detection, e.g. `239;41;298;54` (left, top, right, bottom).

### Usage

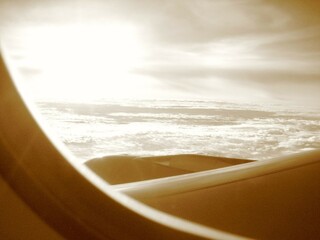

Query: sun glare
19;23;147;101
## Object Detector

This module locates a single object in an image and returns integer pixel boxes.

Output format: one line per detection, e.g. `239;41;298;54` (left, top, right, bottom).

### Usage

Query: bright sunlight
19;23;151;101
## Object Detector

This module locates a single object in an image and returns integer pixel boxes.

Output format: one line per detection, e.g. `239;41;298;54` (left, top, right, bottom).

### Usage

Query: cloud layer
37;100;320;161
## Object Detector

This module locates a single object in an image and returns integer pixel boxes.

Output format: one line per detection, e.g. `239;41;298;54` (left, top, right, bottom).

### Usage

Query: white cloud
1;0;319;106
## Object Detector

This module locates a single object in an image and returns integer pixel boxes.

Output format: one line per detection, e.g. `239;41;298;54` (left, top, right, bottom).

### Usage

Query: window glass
1;1;319;178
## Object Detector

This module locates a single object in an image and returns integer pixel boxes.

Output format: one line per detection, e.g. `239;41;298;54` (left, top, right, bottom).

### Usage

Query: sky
0;0;319;107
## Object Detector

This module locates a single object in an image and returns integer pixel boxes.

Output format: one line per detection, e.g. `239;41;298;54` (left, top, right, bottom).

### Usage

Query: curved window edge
0;48;247;240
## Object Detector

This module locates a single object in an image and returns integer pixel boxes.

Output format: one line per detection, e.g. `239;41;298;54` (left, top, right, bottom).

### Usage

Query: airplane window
2;0;319;167
1;1;320;239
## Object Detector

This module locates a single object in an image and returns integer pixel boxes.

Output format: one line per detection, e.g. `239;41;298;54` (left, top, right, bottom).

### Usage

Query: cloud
1;0;319;105
134;62;320;104
106;0;293;45
125;0;320;104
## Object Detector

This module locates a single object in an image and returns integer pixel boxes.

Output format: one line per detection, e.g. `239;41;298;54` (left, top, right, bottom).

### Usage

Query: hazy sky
0;0;319;106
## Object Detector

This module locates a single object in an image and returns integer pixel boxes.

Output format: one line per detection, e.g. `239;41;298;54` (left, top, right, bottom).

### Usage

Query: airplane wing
88;150;320;240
